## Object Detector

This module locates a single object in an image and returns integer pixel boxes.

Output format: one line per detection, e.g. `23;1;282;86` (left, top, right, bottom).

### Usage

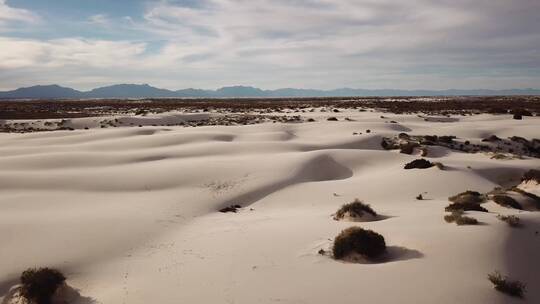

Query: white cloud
1;0;539;90
87;14;110;26
0;0;38;25
0;37;146;69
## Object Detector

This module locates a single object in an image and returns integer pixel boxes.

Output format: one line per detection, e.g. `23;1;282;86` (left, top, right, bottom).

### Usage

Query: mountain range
1;84;539;99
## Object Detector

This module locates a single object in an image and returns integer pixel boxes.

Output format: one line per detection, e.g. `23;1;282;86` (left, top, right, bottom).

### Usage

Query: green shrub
20;268;66;304
492;195;522;210
334;199;377;220
333;227;386;260
488;271;526;298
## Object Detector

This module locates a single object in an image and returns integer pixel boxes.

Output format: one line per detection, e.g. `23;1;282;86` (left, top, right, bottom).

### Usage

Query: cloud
87;14;111;26
0;37;146;69
0;0;38;25
0;0;539;90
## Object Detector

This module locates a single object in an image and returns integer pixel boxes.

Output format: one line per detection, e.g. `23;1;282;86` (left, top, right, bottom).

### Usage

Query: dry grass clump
488;271;526;298
334;199;377;221
497;215;522;227
20;267;66;304
333;227;386;260
492;195;522;210
404;158;434;169
444;210;478;225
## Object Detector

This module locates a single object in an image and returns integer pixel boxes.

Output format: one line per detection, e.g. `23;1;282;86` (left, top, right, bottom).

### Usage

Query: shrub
497;215;521;227
334;199;377;220
333;227;386;260
445;202;488;213
455;215;478;225
327;117;338;121
219;204;241;213
416;194;423;200
449;191;486;204
404;158;434;169
444;211;478;225
488;271;526;298
20;267;66;304
492;195;522;210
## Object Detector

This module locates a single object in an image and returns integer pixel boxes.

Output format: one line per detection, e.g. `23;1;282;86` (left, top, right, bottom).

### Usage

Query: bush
404;158;434;169
445;202;488;213
444;211;478;225
327;117;338;121
334;199;377;220
449;191;486;204
488;271;526;298
455;215;479;225
497;215;521;227
20;267;66;304
492;195;522;210
333;227;386;260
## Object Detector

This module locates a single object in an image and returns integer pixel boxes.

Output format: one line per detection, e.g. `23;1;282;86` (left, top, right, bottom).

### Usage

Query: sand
0;109;539;303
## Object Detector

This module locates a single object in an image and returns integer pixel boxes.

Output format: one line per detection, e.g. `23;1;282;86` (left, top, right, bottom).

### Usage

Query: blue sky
0;0;539;90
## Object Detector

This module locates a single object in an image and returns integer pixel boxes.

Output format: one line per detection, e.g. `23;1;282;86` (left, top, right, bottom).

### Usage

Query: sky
0;0;539;91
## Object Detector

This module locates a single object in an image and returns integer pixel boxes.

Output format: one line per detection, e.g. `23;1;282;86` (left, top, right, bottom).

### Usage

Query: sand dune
1;110;539;304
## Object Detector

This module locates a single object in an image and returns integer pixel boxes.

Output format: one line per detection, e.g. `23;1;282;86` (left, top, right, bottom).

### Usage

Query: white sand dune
1;110;539;303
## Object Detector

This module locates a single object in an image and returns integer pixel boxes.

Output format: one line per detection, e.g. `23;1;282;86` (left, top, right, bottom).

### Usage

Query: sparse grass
497;215;522;227
20;267;66;304
492;195;522;210
488;271;526;298
333;227;386;260
334;199;377;220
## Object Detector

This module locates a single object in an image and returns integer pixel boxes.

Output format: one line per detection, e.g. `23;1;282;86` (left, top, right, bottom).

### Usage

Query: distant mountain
1;84;539;99
0;84;84;99
86;84;177;98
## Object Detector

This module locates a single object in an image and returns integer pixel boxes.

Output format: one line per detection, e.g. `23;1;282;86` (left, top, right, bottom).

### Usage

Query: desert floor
1;109;539;304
